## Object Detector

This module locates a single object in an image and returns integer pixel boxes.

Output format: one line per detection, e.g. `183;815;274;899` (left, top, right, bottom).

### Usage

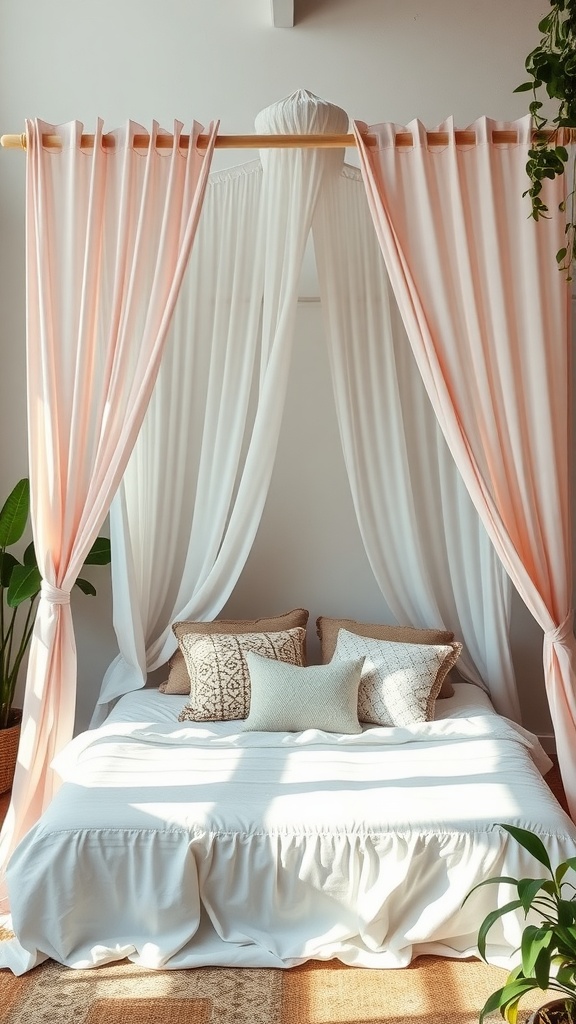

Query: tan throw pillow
242;652;364;734
162;608;310;694
333;628;462;727
177;627;306;722
316;615;457;698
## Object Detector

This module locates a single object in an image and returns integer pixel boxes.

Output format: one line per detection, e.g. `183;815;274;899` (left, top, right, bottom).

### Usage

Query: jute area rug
0;939;547;1024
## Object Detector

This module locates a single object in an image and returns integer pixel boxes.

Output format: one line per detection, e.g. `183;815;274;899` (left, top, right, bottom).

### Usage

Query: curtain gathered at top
313;164;518;718
354;114;576;815
99;92;522;732
0;117;217;908
94;91;350;720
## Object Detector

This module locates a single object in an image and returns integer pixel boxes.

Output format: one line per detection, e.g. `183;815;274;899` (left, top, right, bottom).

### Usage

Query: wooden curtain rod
1;128;575;151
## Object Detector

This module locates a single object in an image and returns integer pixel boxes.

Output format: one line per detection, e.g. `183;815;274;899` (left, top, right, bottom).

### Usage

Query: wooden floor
544;760;570;815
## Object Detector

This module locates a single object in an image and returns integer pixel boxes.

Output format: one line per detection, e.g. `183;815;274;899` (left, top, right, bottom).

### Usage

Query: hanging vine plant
515;0;576;276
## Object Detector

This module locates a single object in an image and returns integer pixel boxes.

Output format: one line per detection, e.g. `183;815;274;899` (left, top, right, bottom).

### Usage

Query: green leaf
521;925;554;976
533;945;553;988
558;856;576;878
0;551;18;588
22;542;37;567
518;877;549;912
7;563;42;607
479;978;540;1024
479;986;510;1023
74;577;97;597
0;479;29;548
477;900;524;960
499;825;552;872
515;81;537;92
556;965;576;989
83;537;111;566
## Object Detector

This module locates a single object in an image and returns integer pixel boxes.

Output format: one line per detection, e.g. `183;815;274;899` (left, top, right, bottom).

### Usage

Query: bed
1;678;575;976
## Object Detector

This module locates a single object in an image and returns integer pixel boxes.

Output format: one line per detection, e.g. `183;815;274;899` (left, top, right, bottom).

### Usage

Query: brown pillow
161;608;310;694
316;616;457;698
177;628;307;722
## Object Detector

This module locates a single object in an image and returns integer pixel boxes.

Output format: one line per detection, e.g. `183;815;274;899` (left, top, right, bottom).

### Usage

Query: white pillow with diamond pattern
333;628;462;727
243;652;365;733
177;628;306;722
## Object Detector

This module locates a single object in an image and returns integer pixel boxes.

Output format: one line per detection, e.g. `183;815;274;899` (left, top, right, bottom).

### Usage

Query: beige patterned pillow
177;628;306;722
162;608;310;694
333;628;462;727
243;652;364;734
316;616;458;698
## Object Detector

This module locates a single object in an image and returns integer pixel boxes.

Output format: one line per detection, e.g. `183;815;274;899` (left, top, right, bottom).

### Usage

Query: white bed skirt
1;685;575;975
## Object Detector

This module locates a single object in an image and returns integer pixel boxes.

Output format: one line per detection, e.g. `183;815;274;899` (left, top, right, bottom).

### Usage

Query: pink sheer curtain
0;118;217;907
354;115;576;818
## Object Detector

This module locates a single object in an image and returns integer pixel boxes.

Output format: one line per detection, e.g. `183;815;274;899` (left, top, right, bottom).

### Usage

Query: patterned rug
0;945;548;1024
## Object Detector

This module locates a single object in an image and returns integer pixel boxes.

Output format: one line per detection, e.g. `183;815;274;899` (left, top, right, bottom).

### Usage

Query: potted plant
468;823;576;1024
0;477;111;793
515;1;576;276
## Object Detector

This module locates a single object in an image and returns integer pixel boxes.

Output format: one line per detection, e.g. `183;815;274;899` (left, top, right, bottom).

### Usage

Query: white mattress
1;683;574;975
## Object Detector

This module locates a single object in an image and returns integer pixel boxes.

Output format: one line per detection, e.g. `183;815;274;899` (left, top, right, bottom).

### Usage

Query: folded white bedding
0;683;573;976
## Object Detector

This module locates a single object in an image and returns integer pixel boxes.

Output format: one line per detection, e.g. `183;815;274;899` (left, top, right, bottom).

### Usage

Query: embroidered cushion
162;608;309;694
333;628;462;727
243;652;364;734
177;627;306;722
316;615;458;698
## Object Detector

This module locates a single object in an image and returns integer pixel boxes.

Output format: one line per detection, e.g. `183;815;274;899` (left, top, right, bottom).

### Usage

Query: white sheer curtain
313;165;518;718
96;91;349;719
95;160;265;720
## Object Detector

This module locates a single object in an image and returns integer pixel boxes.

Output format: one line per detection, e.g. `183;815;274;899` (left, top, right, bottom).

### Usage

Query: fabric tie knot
40;581;70;606
544;610;574;645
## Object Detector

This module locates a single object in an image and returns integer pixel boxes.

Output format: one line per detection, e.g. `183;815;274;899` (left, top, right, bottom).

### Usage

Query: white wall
0;0;560;740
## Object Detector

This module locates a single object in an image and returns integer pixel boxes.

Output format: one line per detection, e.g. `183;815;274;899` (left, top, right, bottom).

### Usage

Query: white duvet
1;684;575;975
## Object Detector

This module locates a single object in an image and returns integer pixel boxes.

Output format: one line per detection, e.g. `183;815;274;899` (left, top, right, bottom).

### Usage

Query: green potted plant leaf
467;823;576;1024
0;477;111;793
515;1;576;277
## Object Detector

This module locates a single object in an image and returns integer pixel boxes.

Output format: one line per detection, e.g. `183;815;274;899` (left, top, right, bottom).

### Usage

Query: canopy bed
0;90;575;975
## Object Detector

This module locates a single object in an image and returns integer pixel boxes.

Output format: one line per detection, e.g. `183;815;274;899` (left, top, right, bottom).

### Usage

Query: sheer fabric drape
313;165;517;717
0;118;217;907
96;91;349;717
354;115;576;814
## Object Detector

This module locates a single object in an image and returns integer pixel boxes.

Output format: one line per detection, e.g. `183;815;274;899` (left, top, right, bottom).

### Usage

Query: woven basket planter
0;710;22;795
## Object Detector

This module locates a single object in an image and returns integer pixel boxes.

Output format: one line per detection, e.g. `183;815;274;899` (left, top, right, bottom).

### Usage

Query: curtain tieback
40;581;70;606
544;610;574;645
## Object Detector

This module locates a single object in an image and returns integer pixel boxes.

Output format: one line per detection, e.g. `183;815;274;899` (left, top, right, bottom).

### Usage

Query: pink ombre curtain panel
354;115;576;817
0;118;217;907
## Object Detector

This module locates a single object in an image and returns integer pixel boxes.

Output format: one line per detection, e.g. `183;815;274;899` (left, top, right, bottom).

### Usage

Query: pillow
162;608;310;694
316;615;458;698
243;651;365;734
333;628;462;727
177;627;306;722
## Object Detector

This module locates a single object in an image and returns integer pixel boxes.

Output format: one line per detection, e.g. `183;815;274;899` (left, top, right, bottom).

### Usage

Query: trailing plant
466;824;576;1024
515;0;576;277
0;478;111;730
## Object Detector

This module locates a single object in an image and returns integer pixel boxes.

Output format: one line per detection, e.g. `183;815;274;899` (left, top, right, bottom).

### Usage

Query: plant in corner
468;824;576;1024
515;0;576;277
0;477;111;735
